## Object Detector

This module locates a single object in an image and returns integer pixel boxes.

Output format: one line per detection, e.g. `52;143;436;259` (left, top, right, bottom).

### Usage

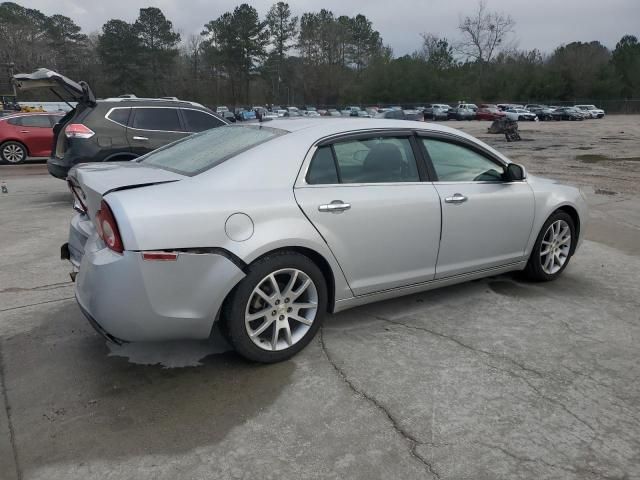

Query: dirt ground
454;115;640;196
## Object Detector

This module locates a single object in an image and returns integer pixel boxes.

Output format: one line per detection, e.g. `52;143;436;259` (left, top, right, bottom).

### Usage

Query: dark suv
13;69;227;179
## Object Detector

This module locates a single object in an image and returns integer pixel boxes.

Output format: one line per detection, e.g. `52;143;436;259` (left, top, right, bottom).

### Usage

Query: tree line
1;0;639;107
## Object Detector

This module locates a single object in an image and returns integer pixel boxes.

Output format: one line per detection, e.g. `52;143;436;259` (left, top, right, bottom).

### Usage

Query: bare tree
457;0;515;63
185;33;203;77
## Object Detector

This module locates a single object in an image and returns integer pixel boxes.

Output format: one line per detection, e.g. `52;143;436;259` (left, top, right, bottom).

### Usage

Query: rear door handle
444;193;468;204
132;136;149;141
318;201;351;213
20;130;30;133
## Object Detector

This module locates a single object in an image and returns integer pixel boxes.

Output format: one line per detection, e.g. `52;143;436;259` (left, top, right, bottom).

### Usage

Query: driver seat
360;143;405;183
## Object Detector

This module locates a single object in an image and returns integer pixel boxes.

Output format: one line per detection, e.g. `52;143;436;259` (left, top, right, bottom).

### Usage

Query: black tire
523;211;576;282
223;251;328;363
0;141;27;164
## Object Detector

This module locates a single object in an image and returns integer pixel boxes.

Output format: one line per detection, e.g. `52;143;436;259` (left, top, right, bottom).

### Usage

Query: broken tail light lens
67;180;87;214
95;200;124;254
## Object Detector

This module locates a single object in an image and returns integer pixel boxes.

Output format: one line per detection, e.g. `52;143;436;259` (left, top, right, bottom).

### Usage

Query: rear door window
332;136;419;184
306;146;339;184
182;109;225;132
106;108;131;127
131;108;182;132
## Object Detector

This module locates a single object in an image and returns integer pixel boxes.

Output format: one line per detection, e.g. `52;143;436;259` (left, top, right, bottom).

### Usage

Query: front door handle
318;200;351;213
20;130;30;133
444;193;468;204
132;136;149;141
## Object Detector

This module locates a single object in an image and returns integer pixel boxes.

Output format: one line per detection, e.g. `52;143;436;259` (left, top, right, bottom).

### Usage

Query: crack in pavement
0;281;73;294
373;315;546;379
373;315;600;437
0;342;22;480
0;296;75;313
477;441;628;480
319;328;441;479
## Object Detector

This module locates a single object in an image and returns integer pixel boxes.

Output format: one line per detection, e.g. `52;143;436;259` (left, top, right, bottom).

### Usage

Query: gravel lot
1;116;639;480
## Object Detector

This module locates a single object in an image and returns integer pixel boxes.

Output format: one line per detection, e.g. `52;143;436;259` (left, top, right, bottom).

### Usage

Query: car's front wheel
0;141;27;164
224;251;327;363
524;211;575;281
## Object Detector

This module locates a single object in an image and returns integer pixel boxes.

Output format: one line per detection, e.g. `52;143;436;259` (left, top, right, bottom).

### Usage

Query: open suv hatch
13;68;227;179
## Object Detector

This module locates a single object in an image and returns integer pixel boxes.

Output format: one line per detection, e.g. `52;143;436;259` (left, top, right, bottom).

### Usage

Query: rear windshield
139;124;286;176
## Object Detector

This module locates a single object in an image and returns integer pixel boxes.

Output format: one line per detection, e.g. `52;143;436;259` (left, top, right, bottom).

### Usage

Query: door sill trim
333;261;526;313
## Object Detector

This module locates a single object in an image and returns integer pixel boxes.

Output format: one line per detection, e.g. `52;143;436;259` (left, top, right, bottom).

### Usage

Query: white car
575;105;605;119
62;118;586;363
505;108;537;121
304;111;321;117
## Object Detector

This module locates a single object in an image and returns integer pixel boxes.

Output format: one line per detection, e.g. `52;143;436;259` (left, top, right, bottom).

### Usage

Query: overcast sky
17;0;640;55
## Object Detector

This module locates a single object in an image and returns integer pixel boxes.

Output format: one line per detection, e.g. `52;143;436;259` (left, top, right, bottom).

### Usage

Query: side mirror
505;163;526;181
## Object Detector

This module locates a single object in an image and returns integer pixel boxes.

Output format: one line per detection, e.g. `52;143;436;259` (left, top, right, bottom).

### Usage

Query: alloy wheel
2;144;25;163
245;268;318;351
540;219;571;275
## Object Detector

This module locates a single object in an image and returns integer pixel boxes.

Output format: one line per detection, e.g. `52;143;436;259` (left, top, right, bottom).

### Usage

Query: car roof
0;111;62;120
263;118;510;161
97;98;206;108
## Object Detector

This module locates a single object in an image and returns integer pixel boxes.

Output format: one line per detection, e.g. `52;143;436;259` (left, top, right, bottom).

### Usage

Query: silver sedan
64;119;587;363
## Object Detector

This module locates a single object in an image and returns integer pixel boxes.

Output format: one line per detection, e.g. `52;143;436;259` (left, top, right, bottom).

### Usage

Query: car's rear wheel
224;251;327;363
0;141;27;164
524;211;575;281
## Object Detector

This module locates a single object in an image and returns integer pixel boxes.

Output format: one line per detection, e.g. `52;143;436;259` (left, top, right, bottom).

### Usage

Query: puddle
577;154;608;163
594;188;618;196
107;332;232;368
577;154;640;163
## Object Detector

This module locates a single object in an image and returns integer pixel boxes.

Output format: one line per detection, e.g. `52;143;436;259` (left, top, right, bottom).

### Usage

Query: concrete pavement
1;160;639;479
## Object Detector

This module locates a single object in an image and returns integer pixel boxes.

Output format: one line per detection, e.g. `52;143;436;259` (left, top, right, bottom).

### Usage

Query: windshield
140;124;286;176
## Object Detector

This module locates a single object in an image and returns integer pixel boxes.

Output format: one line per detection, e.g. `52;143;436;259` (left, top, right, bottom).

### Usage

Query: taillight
67;180;87;214
95;200;124;253
65;123;95;139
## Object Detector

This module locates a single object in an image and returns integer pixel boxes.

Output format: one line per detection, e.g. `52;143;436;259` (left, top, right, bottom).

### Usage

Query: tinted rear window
132;108;182;131
106;108;131;126
182;109;225;132
140;125;286;176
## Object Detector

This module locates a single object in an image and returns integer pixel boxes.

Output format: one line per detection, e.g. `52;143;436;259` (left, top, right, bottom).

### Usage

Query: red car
0;112;64;164
475;105;506;121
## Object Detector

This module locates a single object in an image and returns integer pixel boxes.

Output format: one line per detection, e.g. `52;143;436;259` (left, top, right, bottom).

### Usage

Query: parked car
326;109;342;117
403;109;423;121
374;109;407;120
13;68;227;179
423;104;450;120
304;110;321;117
550;107;585;121
235;109;257;121
475;105;505;121
356;110;371;118
575;104;605;119
448;103;477;120
62;118;587;363
216;106;229;114
0;112;64;164
505;108;537;121
528;105;555;121
222;111;236;123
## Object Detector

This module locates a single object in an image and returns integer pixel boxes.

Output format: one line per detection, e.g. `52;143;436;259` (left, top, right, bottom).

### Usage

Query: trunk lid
69;162;184;218
13;68;96;107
